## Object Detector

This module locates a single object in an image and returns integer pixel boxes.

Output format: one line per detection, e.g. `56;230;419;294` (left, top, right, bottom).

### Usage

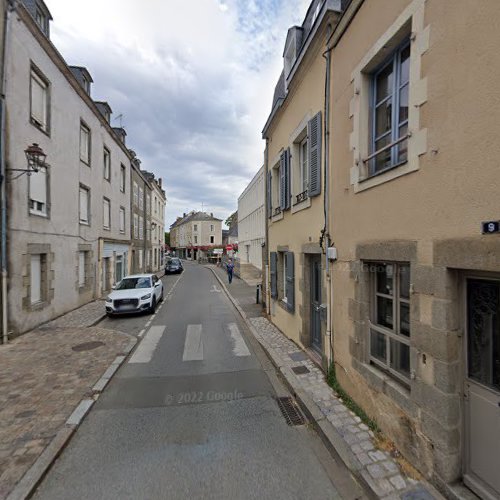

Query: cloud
46;0;312;228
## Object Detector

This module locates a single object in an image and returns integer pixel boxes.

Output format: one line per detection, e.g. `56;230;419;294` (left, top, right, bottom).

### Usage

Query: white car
105;274;163;316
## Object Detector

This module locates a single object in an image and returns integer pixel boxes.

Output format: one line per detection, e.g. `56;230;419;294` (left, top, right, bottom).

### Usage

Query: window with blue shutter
279;154;286;211
308;111;322;197
270;252;278;298
285;251;294;312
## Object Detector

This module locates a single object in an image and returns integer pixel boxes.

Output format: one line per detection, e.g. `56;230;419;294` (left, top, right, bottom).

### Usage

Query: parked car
105;274;163;316
165;257;183;274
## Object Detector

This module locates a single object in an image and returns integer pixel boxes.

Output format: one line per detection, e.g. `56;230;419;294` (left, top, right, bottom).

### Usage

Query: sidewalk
0;301;135;499
207;266;441;500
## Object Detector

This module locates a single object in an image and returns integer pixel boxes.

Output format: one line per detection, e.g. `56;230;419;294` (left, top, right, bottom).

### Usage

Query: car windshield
115;277;151;290
170;259;180;265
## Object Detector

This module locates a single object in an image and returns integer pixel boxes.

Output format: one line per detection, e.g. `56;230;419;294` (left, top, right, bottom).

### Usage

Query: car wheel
149;297;156;314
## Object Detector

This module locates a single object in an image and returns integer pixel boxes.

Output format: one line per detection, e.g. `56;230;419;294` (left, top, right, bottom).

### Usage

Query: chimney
158;178;162;188
210;212;213;217
183;213;186;217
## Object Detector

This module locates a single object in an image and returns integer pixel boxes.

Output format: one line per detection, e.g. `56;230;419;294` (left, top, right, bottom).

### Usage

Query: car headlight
141;293;151;300
105;296;112;303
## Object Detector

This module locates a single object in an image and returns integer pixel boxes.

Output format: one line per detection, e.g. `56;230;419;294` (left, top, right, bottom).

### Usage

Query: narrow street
33;262;365;500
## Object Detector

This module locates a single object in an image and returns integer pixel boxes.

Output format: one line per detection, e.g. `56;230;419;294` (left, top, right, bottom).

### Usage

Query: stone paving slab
249;316;442;500
0;325;131;499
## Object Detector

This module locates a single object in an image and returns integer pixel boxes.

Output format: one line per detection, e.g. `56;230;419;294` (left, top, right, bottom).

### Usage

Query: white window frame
79;185;90;224
299;136;308;194
139;187;144;210
139;216;144;240
120;164;126;193
29;166;48;216
30;254;42;304
79;122;91;164
119;207;125;234
78;251;86;287
103;197;110;230
103;147;111;181
30;67;49;132
133;213;139;239
133;182;138;206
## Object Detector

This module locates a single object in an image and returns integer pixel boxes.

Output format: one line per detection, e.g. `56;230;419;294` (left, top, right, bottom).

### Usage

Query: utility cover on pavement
289;352;308;362
291;365;310;375
72;341;105;352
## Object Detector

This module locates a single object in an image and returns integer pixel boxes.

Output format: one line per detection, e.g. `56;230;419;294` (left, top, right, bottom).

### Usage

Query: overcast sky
46;0;311;228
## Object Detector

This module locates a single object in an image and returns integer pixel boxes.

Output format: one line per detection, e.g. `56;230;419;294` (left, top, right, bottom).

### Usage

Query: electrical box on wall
327;246;337;261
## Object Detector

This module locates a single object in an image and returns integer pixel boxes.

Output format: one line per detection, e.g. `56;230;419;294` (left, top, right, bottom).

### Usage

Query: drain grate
291;365;310;375
276;397;305;426
72;341;105;352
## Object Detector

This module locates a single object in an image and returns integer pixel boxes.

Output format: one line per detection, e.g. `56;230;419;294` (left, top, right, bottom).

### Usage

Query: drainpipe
323;32;333;365
1;1;13;344
264;139;270;315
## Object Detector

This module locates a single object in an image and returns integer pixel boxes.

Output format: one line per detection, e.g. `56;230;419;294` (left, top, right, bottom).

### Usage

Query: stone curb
206;266;433;500
6;335;137;500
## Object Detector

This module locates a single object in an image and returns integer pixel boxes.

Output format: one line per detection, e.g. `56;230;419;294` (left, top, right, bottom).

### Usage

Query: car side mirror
111;284;116;290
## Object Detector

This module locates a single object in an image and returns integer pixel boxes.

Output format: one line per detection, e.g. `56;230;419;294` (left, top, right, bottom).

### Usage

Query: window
79;122;91;164
210;224;214;232
370;262;410;383
370;41;410;175
35;8;48;35
103;197;110;229
78;251;86;287
29;166;47;216
133;182;138;206
270;251;294;312
119;207;125;233
30;254;42;304
103;147;110;181
194;235;198;244
146;194;151;215
79;186;89;224
210;236;214;244
133;214;138;239
30;67;49;132
139;187;144;210
120;164;126;193
139;216;143;240
194;224;198;232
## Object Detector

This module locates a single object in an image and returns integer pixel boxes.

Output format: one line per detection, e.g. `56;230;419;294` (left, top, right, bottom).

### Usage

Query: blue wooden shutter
267;171;272;218
285;252;294;312
270;252;278;298
308;111;322;197
279;152;286;210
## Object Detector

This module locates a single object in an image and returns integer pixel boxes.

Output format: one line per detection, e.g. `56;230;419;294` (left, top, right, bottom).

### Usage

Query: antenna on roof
114;114;124;127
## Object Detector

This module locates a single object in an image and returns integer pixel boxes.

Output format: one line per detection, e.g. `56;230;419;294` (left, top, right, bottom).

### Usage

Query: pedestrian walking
226;259;234;284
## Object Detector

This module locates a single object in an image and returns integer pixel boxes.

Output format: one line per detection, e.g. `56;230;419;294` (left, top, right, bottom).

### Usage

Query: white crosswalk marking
228;323;251;357
129;326;166;364
183;324;203;361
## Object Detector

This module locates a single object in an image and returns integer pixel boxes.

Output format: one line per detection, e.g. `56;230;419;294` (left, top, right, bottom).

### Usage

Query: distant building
237;166;265;283
143;171;166;271
170;211;222;261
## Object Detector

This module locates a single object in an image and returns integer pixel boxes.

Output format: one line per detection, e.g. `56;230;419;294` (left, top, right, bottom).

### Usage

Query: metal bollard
256;284;261;304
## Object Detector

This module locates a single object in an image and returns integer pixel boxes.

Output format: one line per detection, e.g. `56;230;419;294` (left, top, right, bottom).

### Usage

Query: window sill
271;211;284;223
354;160;418;193
80;160;91;167
103;227;111;231
291;196;311;214
29;210;48;218
30;118;50;137
30;300;47;311
80;221;90;226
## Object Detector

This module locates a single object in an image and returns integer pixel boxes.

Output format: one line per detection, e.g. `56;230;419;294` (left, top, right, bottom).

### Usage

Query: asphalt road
34;262;366;500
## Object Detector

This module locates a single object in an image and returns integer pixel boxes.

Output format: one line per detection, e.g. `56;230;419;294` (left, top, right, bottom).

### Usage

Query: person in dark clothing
226;259;234;284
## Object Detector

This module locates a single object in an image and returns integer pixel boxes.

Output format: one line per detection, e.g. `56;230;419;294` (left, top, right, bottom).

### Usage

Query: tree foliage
225;211;237;228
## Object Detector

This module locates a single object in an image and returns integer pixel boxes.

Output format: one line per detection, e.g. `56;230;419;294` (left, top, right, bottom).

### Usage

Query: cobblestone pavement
39;300;106;329
249;316;440;500
0;325;132;499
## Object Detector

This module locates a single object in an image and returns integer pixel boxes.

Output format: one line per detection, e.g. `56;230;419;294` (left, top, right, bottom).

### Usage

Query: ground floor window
30;254;45;304
369;262;410;384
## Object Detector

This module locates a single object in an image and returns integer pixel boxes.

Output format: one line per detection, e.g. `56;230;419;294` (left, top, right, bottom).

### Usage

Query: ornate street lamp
7;143;47;178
